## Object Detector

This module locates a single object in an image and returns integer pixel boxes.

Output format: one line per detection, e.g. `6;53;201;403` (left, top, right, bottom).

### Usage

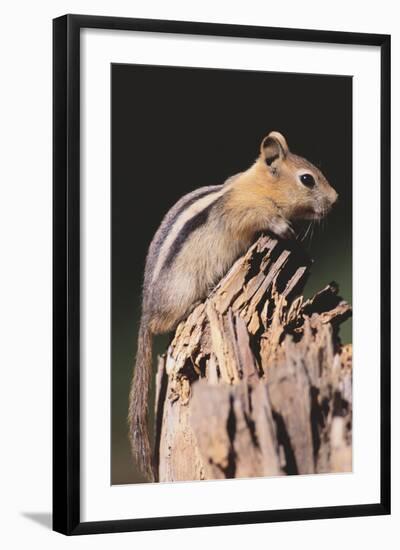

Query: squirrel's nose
331;189;339;205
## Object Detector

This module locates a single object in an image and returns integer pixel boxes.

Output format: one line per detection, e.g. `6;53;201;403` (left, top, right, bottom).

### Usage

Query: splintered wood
154;234;352;482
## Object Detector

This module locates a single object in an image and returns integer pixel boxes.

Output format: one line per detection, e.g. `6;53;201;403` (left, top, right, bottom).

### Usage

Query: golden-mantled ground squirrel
128;131;338;480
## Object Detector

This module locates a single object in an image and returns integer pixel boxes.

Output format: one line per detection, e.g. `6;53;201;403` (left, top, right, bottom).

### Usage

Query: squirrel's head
255;131;338;221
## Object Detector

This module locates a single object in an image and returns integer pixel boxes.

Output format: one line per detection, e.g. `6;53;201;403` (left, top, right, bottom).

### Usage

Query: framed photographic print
53;14;391;535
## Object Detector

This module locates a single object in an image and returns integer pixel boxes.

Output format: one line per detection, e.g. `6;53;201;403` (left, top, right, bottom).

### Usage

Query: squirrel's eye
300;173;316;188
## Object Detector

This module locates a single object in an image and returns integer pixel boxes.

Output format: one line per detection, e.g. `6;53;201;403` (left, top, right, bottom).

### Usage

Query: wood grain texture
154;234;352;481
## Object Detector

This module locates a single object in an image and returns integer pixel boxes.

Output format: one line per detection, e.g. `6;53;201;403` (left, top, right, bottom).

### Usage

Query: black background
111;63;352;484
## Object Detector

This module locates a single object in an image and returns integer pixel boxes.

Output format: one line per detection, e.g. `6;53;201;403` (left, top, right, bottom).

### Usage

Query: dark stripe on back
155;186;223;249
163;199;220;270
173;187;222;220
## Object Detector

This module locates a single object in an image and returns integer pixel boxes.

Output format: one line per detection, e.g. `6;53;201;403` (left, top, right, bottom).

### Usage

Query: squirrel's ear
260;131;289;166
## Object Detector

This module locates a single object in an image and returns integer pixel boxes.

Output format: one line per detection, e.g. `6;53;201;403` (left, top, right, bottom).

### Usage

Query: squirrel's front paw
270;217;295;240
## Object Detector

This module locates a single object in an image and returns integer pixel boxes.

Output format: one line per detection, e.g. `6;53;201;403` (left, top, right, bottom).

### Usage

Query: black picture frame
53;14;391;535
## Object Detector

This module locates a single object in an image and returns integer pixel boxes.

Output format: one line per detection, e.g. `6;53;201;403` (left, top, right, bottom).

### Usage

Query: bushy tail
128;319;154;481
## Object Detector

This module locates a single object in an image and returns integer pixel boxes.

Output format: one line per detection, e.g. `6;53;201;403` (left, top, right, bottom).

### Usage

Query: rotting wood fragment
154;234;352;481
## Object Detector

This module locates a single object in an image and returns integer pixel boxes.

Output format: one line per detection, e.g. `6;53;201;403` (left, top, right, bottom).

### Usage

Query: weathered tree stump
154;234;352;482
